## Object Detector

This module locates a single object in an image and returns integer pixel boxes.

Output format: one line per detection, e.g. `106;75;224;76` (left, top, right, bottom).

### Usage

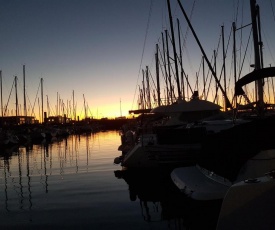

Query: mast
177;18;185;100
138;86;143;109
155;44;161;106
233;22;237;108
83;94;87;119
59;95;61;118
177;0;232;109
222;25;227;111
41;78;44;123
56;92;58;116
214;49;217;103
161;32;170;105
202;56;206;99
23;65;27;117
167;0;181;99
142;69;146;109
15;76;18;117
250;0;264;114
73;90;75;120
146;66;151;109
165;30;173;103
120;98;122;117
46;95;50;116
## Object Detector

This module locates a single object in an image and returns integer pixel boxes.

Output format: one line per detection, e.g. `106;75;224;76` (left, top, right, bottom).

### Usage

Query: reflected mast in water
18;149;24;210
1;131;121;218
4;158;9;212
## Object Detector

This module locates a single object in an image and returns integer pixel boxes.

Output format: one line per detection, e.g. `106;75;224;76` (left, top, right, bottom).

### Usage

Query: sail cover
235;67;275;96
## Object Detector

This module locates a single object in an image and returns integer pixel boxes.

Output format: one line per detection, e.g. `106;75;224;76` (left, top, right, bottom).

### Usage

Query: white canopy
151;98;221;114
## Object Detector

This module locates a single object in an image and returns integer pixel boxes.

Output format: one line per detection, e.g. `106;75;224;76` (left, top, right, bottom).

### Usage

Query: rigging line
26;92;34;115
4;78;15;116
175;51;193;94
205;52;216;100
85;103;93;118
262;29;275;64
31;81;41;117
234;0;244;25
205;31;222;100
148;69;157;93
224;25;233;87
166;32;188;94
270;0;275;24
182;0;196;49
237;0;245;76
234;0;241;25
179;0;196;77
157;43;172;100
18;82;35;116
157;44;168;79
45;96;54;117
214;25;233;101
203;42;216;98
131;0;154;111
193;57;203;91
168;64;177;100
204;55;214;100
237;27;252;81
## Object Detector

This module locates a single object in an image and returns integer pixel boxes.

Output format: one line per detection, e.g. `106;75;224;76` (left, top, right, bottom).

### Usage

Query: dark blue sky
0;0;274;119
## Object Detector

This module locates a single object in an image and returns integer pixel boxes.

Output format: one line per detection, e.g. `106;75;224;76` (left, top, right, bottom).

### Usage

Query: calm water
0;130;221;230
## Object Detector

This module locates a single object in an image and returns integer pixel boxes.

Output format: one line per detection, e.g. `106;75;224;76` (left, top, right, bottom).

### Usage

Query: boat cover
235;67;275;96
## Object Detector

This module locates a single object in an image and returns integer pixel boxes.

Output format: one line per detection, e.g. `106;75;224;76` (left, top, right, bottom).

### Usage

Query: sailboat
114;0;251;169
171;0;275;201
114;90;243;168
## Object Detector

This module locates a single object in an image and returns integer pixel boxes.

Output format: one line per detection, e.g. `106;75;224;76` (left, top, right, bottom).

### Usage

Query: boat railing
197;165;232;186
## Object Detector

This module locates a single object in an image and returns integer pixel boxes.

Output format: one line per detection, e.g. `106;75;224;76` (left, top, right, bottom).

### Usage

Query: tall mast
222;25;227;111
155;44;161;106
165;30;173;103
250;0;264;114
83;94;87;119
15;76;18;117
23;65;27;117
41;78;44;123
73;90;75;120
59;95;61;118
214;49;217;103
161;32;170;105
177;18;185;100
233;22;237;108
142;69;146;109
177;0;232;108
56;92;58;116
167;0;181;99
202;56;206;99
46;95;50;116
120;98;122;117
146;66;151;109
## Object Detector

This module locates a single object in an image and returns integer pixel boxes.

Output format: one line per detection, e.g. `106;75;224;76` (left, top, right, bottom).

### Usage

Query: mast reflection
4;158;9;212
114;168;222;230
0;133;97;212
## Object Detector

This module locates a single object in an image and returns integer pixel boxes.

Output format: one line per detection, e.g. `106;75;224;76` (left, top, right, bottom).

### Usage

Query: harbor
113;0;275;229
0;131;221;230
1;0;275;229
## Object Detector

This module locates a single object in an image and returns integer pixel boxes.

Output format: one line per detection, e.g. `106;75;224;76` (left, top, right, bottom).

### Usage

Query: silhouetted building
0;116;36;125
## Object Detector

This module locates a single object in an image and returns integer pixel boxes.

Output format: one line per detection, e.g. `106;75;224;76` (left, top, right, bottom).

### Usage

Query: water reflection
0;131;120;214
114;168;222;230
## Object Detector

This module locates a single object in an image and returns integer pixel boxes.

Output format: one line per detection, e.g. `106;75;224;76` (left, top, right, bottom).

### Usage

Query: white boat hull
171;149;275;201
216;172;275;230
171;165;232;200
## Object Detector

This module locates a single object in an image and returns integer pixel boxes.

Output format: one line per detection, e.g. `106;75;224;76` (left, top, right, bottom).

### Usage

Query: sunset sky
0;0;274;121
